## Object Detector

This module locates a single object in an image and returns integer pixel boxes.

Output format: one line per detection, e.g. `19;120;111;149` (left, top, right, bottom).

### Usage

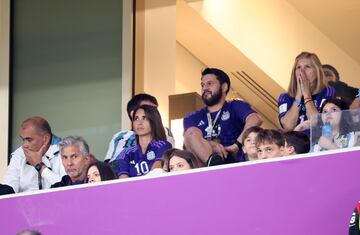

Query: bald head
20;116;52;152
22;116;52;136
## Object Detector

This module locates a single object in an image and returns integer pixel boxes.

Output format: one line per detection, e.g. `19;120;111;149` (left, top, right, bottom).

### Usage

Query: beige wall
142;0;177;126
138;0;360;130
135;0;145;94
121;0;133;129
139;1;283;129
0;0;10;180
176;42;204;95
188;0;360;89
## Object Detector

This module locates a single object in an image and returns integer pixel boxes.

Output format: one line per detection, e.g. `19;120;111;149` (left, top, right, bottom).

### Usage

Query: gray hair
58;136;90;156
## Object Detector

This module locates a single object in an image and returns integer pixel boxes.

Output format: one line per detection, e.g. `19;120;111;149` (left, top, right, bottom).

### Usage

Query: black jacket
51;175;84;188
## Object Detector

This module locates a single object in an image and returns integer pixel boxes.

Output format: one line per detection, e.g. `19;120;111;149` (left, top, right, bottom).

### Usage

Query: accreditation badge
221;111;230;121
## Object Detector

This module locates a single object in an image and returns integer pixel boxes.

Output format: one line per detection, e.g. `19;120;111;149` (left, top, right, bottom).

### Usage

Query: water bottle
321;122;332;138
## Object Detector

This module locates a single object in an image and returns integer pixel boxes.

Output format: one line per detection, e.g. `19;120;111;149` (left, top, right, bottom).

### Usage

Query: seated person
278;52;335;133
51;136;91;188
241;126;263;161
256;129;285;160
2;116;65;193
135;148;179;178
116;105;172;178
312;98;355;152
104;93;174;163
184;68;262;166
283;131;310;155
86;161;116;183
322;64;359;107
167;149;200;172
161;148;178;172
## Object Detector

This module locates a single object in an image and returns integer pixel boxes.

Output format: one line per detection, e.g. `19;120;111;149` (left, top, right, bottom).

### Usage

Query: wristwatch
34;162;45;172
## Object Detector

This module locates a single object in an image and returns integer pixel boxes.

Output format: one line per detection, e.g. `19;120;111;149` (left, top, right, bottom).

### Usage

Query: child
256;129;285;160
283;131;310;155
241;126;263;161
313;98;355;151
86;162;116;183
167;149;199;172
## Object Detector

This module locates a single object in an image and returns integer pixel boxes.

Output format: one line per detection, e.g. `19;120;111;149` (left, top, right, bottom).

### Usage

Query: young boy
256;129;285;160
241;126;263;161
283;131;310;155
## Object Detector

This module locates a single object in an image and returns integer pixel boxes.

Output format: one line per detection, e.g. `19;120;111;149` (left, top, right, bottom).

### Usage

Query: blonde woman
278;52;335;132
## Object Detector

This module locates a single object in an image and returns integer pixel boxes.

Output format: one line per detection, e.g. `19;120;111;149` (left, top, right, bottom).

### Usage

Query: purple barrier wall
1;149;360;234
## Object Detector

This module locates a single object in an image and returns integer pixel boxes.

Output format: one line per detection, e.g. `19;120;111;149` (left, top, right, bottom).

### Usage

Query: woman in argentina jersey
117;105;171;178
278;52;335;133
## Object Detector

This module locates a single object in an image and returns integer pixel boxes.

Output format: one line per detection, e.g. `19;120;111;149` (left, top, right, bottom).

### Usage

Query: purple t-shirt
278;86;335;127
117;140;171;177
184;100;256;147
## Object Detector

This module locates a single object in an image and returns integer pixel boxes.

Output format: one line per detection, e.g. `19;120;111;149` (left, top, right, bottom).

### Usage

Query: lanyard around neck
206;109;222;139
38;172;42;190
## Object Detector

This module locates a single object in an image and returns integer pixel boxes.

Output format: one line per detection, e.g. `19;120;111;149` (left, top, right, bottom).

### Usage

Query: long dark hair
85;161;116;182
161;148;178;171
320;98;351;136
132;104;166;141
166;149;199;171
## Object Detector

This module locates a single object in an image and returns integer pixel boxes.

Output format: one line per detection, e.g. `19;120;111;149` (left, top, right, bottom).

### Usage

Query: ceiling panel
287;0;360;64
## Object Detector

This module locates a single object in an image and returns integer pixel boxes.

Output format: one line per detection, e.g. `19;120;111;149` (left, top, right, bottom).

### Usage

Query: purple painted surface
1;150;360;234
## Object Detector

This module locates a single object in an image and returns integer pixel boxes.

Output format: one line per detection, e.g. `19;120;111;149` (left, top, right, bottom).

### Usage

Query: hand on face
295;58;317;97
20;123;50;166
296;75;303;99
24;143;48;166
298;71;311;98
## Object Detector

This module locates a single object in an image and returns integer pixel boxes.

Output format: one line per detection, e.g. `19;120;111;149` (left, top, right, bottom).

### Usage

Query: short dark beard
202;87;222;107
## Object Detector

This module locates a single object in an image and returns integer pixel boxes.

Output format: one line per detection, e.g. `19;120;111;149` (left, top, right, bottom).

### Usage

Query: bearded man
183;68;262;166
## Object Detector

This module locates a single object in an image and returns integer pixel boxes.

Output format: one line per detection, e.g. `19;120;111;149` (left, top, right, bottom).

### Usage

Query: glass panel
11;0;124;160
310;108;360;152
